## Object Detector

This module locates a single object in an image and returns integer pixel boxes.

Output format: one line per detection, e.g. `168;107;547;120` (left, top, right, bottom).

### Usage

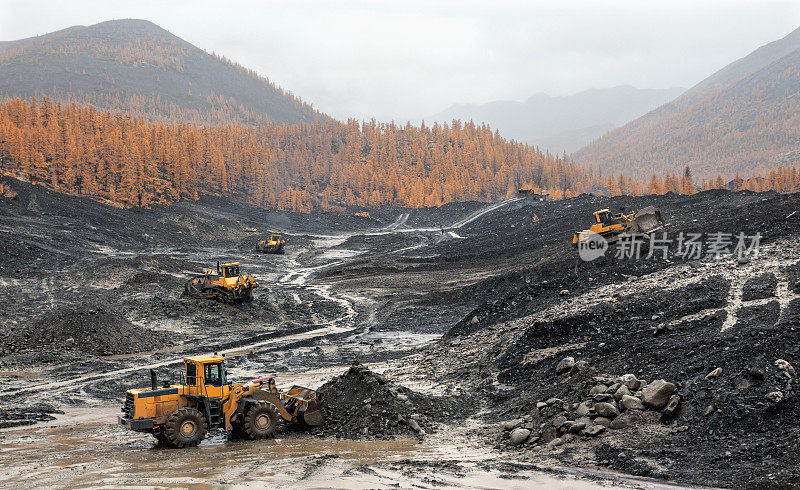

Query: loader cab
594;209;612;225
594;209;627;227
184;354;229;399
220;262;241;278
270;234;283;243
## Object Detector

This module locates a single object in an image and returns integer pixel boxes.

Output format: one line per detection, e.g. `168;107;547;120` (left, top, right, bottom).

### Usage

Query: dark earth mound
313;362;466;440
0;302;177;358
742;273;778;301
0;404;63;428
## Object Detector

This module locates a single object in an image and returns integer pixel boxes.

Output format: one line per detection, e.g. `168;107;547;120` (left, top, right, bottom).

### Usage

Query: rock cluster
501;359;679;450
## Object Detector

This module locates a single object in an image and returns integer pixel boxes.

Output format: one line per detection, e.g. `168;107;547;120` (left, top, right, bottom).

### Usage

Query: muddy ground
1;177;799;488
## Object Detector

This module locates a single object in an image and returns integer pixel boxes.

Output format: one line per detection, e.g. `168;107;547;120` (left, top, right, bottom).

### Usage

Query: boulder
593;393;613;403
766;391;784;403
555;357;575;375
611;411;641;429
593;416;612;427
570;361;590;376
705;367;722;379
569;422;587;434
621;374;642;390
620;394;645;411
614;385;631;400
509;428;531;446
541;427;558;442
589;384;608;395
661;395;681;419
584;425;606;436
641;379;675;409
552;415;567;429
610;415;630;429
576;402;590;417
775;359;795;375
502;419;522;431
594;402;620;418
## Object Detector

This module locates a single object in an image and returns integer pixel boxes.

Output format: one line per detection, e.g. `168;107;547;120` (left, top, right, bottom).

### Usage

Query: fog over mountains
573;26;800;179
429;86;684;153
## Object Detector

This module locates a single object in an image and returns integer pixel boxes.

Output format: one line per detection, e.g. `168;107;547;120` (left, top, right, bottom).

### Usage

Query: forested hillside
0;19;319;126
573;27;800;180
0;98;592;211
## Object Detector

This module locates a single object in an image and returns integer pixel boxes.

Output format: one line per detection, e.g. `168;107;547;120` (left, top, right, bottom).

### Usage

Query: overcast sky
1;0;799;121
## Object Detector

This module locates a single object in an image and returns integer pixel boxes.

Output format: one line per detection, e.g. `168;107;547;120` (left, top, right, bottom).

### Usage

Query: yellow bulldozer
119;354;324;447
572;206;665;247
256;234;286;254
184;262;258;304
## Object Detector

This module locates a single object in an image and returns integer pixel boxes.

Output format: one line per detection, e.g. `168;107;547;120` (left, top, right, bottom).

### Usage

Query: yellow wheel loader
256;234;286;254
184;262;258;304
119;354;324;448
572;206;665;247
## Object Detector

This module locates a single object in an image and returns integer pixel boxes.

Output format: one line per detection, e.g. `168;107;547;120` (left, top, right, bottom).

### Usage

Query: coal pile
313;362;462;439
0;302;177;357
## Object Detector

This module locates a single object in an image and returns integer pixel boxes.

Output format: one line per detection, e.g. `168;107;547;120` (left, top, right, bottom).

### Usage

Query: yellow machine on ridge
119;354;324;448
184;262;258;304
256;234;286;254
572;206;665;247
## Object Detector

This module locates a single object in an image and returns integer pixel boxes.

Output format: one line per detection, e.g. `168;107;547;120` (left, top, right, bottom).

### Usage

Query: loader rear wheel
243;401;279;440
164;407;207;448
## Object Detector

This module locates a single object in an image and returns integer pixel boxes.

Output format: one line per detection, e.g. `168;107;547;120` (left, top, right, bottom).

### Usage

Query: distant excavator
256;234;286;254
184;262;258;304
572;206;665;247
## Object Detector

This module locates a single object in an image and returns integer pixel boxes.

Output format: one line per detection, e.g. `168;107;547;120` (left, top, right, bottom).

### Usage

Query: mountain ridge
573;26;800;180
0;18;321;126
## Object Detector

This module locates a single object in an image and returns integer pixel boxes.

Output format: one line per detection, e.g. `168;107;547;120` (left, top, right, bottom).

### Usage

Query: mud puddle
0;406;666;489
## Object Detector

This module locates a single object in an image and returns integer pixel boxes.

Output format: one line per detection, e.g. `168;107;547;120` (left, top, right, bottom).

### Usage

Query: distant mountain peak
0;19;321;126
429;86;684;153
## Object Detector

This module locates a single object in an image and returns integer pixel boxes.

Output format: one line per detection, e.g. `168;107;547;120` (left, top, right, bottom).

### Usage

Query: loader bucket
301;401;325;426
626;206;665;235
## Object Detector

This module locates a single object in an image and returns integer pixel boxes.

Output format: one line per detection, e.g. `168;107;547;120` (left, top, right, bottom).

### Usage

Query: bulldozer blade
626;206;665;235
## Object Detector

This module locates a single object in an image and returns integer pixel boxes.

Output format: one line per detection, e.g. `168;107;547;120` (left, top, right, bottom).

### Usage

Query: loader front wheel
164;407;207;448
243;401;279;440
